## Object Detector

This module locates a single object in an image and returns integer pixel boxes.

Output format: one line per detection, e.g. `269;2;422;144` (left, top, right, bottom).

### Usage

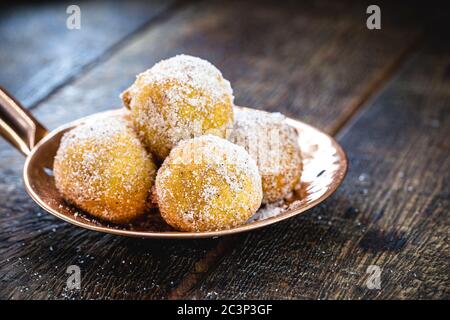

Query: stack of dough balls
54;113;156;224
54;54;303;231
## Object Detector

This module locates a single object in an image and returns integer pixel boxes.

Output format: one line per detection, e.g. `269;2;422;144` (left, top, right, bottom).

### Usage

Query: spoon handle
0;87;48;156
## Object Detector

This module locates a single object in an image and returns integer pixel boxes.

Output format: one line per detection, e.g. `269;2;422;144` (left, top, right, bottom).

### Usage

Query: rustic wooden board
0;1;423;299
0;0;174;107
189;42;450;299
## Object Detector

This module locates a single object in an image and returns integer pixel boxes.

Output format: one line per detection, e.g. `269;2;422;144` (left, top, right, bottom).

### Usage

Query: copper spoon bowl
0;87;347;239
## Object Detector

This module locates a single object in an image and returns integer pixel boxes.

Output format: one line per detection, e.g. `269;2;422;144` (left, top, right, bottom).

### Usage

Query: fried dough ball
230;109;302;203
54;113;157;224
121;54;234;161
155;135;262;232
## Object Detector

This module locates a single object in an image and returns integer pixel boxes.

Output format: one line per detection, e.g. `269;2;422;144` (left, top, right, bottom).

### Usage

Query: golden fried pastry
121;54;234;161
54;113;157;224
230;109;302;203
155;135;262;232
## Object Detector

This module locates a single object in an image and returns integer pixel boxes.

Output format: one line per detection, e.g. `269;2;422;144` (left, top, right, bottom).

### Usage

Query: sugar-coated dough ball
155;135;262;232
121;54;234;161
54;113;157;224
230;109;302;203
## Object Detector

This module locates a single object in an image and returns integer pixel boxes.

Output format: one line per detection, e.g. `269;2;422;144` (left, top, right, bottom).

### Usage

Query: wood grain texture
189;42;450;299
0;0;174;107
0;0;426;299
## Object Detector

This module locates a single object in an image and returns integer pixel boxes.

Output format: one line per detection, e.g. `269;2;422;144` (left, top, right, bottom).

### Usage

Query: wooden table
0;0;448;299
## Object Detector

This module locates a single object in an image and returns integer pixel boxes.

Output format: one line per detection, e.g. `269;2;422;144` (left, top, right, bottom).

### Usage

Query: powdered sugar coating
54;113;157;224
155;135;262;232
121;54;234;160
230;108;302;203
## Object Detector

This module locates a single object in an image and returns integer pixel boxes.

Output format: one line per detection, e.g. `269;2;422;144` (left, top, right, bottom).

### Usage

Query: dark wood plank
189;42;450;299
0;0;421;299
0;0;174;107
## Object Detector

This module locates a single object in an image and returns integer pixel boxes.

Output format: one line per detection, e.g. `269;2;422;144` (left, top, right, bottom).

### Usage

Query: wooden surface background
0;0;448;299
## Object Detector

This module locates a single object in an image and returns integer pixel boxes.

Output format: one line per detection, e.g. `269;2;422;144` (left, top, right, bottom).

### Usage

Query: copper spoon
0;87;347;238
